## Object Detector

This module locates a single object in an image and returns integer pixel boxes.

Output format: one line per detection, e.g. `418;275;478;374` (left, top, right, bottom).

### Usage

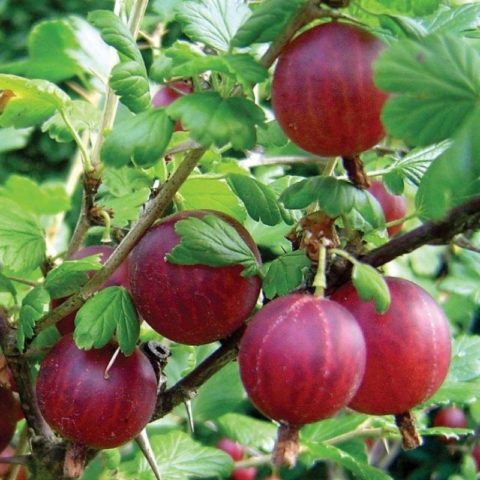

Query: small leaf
110;61;151;113
280;176;375;219
167;92;265;150
305;444;391;480
0;74;70;128
351;263;391;313
0;127;32;153
121;430;233;479
42;100;101;143
263;250;311;299
167;215;261;277
74;287;140;355
101;109;174;168
44;256;103;299
178;177;246;223
216;413;277;451
176;0;251;52
0;175;70;216
301;413;369;444
0;198;46;272
425;4;480;35
375;33;480;146
88;10;150;112
232;0;308;47
98;189;151;228
0;272;16;301
17;286;50;351
227;173;287;226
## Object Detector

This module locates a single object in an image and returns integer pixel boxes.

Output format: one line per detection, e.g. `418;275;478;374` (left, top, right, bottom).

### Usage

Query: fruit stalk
272;423;300;468
395;412;422;449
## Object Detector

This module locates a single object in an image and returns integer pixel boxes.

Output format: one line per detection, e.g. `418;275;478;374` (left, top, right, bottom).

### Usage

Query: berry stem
63;442;89;479
313;243;327;297
342;155;370;189
272;423;300;468
395;411;422;450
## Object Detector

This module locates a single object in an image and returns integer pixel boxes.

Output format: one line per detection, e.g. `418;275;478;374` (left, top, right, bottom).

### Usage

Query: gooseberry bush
0;0;480;479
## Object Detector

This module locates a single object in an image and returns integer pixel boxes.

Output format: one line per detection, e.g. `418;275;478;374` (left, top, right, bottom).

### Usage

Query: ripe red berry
433;407;468;429
232;467;257;480
54;245;129;335
128;210;262;345
152;81;192;131
239;294;366;426
0;387;17;453
217;437;244;461
331;277;451;415
369;180;407;236
36;335;157;449
271;22;388;157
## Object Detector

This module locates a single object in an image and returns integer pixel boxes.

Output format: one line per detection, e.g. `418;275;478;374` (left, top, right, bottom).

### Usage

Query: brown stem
394;411;422;449
327;195;480;293
272;423;300;468
35;147;206;333
152;326;244;420
342;155;370;189
63;443;89;479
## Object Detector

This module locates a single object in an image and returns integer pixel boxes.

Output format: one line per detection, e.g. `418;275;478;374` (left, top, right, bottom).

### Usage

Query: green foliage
167;92;265;150
375;33;480;146
121;431;234;479
352;263;391;314
166;215;262;277
176;0;251;52
74;286;140;355
263;250;311;299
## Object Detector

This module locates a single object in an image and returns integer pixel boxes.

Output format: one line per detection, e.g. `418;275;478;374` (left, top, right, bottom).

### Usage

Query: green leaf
102;166;152;197
88;10;150;112
178;177;246;223
101;109;174;168
99;189;151;228
0;272;17;301
192;363;245;421
122;430;233;479
263;250;311;300
352;263;391;313
0;74;70;128
428;336;480;405
232;0;308;47
42;100;101;143
415;108;480;221
176;0;251;52
375;33;480;146
152;0;183;23
216;413;277;451
280;176;378;219
0;127;32;153
304;443;391;480
110;61;151;113
17;286;50;351
0;175;70;216
167;92;265;150
0;198;46;272
227;173;288;226
425;4;480;35
44;256;103;299
167;215;261;277
301;413;370;444
74;287;140;355
257;120;288;148
382;141;451;193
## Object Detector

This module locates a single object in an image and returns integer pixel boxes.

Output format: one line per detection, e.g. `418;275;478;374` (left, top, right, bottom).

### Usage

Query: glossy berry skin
331;277;452;415
36;335;157;449
129;210;262;345
232;467;257;480
54;245;129;335
272;22;388;157
433;407;468;429
152;81;192;131
369;180;407;236
217;437;244;461
239;294;366;426
0;387;17;453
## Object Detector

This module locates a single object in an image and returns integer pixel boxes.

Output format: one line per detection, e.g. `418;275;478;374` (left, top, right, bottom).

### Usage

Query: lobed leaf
166;215;261;277
351;263;391;314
